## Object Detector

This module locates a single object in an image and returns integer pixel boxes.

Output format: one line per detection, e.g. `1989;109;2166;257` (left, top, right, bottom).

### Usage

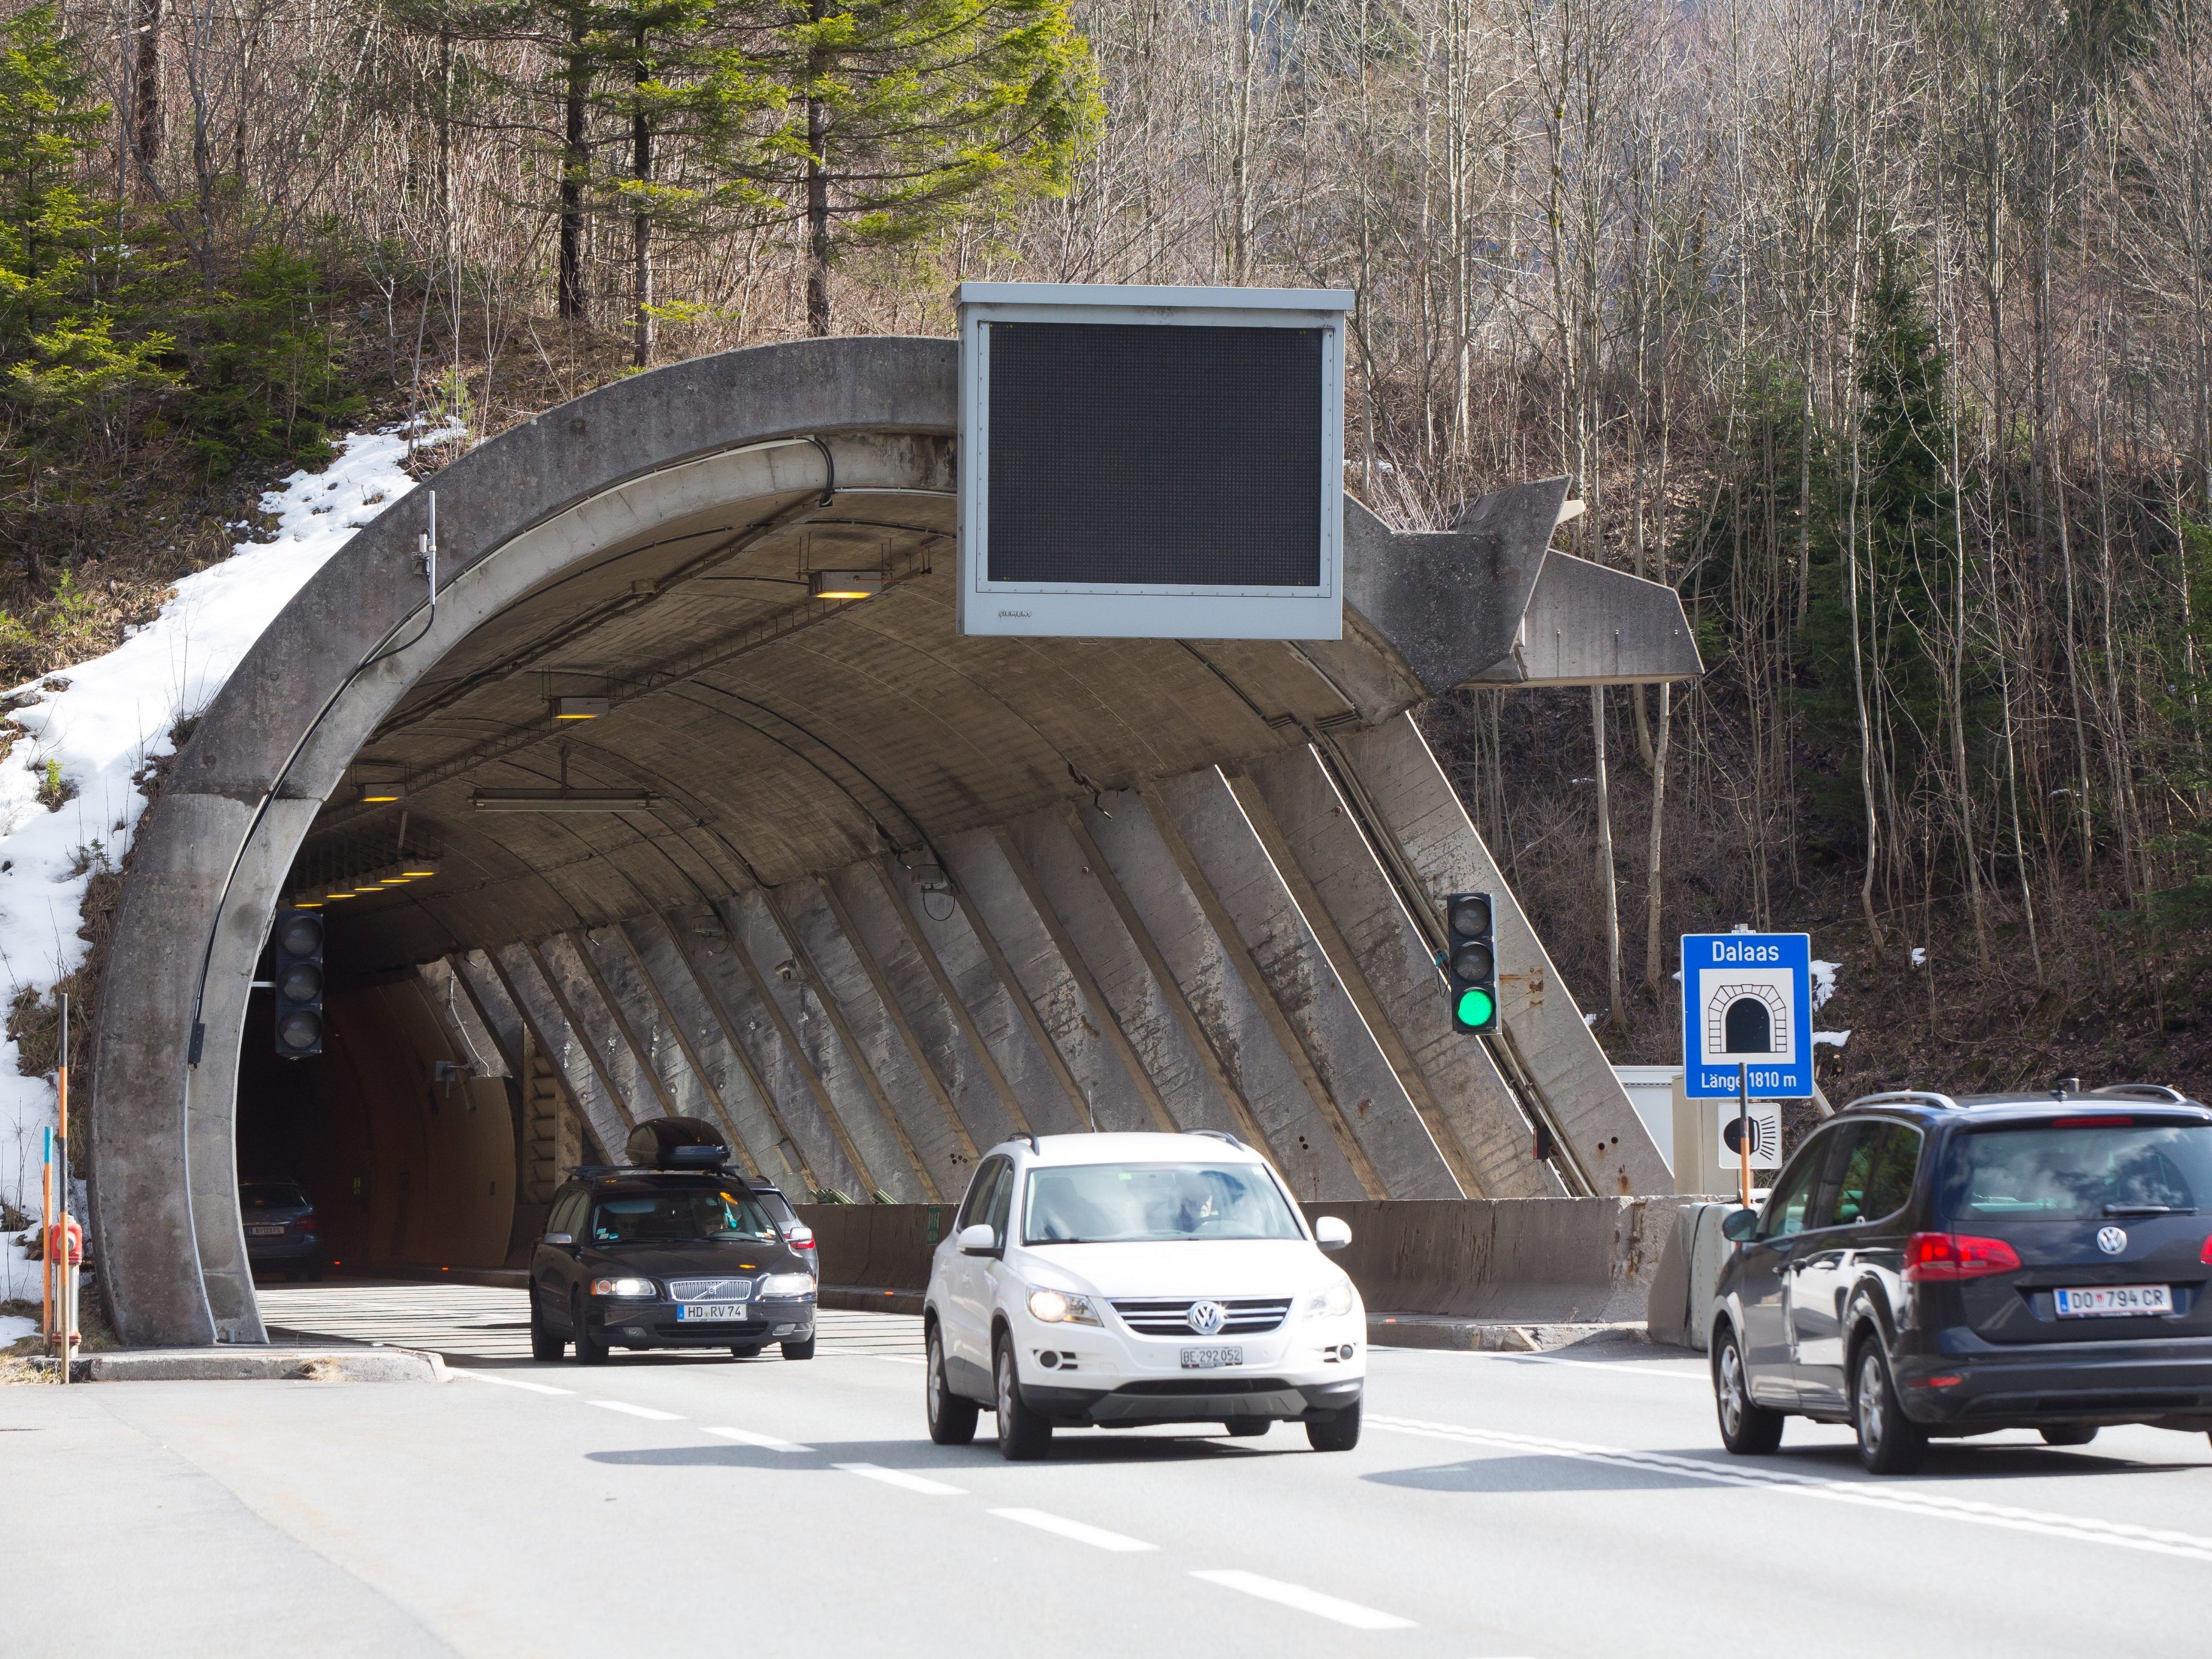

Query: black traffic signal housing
272;908;326;1058
1445;892;1499;1035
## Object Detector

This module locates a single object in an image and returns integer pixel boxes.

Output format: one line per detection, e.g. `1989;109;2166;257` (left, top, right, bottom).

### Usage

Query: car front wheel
1306;1399;1361;1452
1713;1326;1784;1455
926;1324;979;1446
529;1288;565;1361
995;1335;1053;1461
572;1293;610;1366
781;1336;816;1361
1854;1341;1928;1474
2039;1425;2098;1447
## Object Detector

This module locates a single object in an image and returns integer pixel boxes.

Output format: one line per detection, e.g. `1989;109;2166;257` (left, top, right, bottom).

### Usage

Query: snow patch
1813;1030;1851;1048
0;424;454;1302
1911;947;1928;968
1810;959;1840;1010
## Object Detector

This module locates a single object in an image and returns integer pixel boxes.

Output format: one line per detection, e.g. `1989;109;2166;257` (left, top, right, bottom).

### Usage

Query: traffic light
272;908;326;1057
1445;892;1499;1034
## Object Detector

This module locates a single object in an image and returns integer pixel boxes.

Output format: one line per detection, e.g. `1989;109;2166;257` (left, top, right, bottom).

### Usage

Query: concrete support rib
1330;715;1669;1196
770;880;957;1199
487;944;633;1163
939;827;1154;1134
1137;773;1445;1201
1073;788;1372;1201
884;857;1089;1138
639;910;821;1197
419;958;513;1079
1232;749;1564;1200
535;933;679;1126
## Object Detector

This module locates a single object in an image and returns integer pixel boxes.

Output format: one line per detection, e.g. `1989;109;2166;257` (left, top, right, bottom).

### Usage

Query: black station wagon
1710;1084;2212;1473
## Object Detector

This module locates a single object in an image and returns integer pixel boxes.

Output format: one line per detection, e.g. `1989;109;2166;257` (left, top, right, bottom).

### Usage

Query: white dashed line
1370;1415;2212;1564
702;1426;814;1453
834;1462;967;1495
587;1400;685;1421
865;1354;928;1366
1191;1569;1415;1630
448;1369;574;1395
988;1508;1156;1552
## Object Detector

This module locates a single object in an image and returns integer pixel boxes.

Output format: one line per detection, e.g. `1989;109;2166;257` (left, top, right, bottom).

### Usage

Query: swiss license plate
248;1225;285;1236
1180;1346;1244;1369
2054;1284;2173;1318
677;1302;750;1322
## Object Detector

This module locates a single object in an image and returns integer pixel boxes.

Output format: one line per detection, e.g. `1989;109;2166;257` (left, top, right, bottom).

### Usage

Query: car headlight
590;1276;657;1298
758;1272;814;1298
1305;1279;1355;1318
1026;1287;1101;1325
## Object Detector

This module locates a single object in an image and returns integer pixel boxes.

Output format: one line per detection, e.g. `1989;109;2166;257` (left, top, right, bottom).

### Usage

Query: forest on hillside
4;0;2212;1098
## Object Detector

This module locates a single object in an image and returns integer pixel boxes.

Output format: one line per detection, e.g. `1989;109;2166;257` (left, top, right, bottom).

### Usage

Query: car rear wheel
1713;1327;1784;1455
926;1324;979;1446
1853;1341;1928;1474
1306;1399;1361;1452
2040;1425;2099;1447
995;1335;1053;1461
572;1294;610;1366
781;1336;816;1361
1224;1418;1272;1438
529;1289;566;1361
729;1343;764;1359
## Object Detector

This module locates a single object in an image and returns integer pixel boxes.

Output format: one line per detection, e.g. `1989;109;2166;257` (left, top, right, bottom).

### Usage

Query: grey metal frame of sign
955;282;1351;640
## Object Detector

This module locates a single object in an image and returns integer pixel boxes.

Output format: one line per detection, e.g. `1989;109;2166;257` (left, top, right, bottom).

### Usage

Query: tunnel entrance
1722;996;1773;1056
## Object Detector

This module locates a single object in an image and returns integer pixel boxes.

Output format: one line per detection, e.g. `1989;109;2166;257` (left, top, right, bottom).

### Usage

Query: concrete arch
91;336;1700;1347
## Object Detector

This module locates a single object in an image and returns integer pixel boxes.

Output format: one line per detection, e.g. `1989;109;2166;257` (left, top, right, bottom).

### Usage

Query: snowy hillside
0;426;454;1312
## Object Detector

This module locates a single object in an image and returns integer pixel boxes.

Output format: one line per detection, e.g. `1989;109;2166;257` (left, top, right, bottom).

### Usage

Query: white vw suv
922;1131;1366;1460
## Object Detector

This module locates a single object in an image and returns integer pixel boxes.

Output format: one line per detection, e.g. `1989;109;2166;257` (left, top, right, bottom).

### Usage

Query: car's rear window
240;1183;307;1208
750;1188;798;1228
1023;1162;1303;1244
1941;1121;2212;1222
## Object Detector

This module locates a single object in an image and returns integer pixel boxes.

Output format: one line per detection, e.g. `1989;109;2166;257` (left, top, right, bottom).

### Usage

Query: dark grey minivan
1710;1084;2212;1472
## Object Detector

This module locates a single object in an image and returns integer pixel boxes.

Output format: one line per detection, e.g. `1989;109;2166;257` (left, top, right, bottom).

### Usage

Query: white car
922;1131;1366;1460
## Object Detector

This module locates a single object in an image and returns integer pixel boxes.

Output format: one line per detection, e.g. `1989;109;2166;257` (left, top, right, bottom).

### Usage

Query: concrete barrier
798;1197;1664;1325
1644;1201;1737;1351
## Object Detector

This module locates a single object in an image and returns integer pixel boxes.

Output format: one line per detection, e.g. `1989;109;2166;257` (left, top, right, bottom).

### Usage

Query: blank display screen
985;322;1324;587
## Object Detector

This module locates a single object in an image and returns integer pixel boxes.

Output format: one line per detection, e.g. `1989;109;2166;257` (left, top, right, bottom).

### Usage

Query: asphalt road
14;1284;2212;1657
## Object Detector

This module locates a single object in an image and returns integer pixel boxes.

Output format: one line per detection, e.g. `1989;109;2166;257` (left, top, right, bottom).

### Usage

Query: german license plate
2054;1284;2172;1318
677;1302;750;1322
248;1225;285;1236
1180;1346;1243;1369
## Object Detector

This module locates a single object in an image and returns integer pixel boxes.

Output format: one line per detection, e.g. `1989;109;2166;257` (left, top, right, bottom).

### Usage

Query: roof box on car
625;1116;730;1171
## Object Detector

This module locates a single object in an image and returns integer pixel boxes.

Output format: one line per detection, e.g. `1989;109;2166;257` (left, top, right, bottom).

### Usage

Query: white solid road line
588;1400;685;1421
988;1508;1157;1552
834;1462;967;1496
448;1369;574;1395
1191;1569;1416;1630
1371;1415;2212;1564
1495;1355;1705;1381
702;1426;814;1453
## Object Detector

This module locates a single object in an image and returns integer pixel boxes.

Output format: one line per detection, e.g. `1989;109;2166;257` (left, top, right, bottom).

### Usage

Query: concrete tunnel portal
89;335;1702;1348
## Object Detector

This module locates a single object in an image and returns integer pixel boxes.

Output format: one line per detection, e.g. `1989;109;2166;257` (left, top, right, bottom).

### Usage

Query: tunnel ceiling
300;443;1363;974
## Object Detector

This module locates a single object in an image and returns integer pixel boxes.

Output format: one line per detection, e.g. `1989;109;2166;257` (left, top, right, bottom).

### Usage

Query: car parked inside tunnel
529;1118;817;1364
240;1180;324;1282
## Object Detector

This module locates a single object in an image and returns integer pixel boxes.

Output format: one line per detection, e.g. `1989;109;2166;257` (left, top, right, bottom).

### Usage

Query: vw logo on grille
2097;1225;2128;1256
1186;1300;1227;1336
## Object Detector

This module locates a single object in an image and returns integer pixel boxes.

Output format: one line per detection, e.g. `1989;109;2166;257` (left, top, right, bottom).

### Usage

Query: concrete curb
50;1346;447;1383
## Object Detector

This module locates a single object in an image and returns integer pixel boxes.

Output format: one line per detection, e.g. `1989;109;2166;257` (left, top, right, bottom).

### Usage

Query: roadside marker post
39;1124;53;1353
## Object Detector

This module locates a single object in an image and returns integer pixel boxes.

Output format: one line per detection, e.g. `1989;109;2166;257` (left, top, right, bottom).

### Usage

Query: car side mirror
785;1223;815;1248
957;1222;999;1256
1313;1215;1353;1252
1720;1208;1759;1243
544;1231;575;1247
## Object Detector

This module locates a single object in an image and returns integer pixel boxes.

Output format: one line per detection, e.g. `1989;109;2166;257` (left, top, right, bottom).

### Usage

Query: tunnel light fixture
356;782;405;804
810;570;883;600
400;860;440;878
472;789;659;813
550;696;610;720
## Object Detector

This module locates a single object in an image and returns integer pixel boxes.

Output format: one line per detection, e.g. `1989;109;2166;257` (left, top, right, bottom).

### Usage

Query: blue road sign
1680;932;1813;1099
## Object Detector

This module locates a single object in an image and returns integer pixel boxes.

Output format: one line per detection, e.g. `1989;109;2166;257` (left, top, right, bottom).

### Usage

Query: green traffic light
1456;987;1496;1029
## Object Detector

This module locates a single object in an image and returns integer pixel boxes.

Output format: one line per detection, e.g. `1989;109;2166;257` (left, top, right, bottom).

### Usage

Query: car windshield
589;1188;781;1245
1942;1121;2212;1222
1022;1162;1304;1245
240;1183;307;1209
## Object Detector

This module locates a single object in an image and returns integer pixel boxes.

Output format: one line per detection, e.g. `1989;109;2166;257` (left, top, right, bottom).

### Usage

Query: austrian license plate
1180;1346;1244;1369
248;1225;286;1236
677;1302;751;1322
2054;1284;2173;1318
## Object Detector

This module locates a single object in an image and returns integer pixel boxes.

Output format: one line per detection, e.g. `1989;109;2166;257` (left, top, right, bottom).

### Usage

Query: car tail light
293;1211;318;1230
2201;1234;2212;1266
1905;1231;2022;1281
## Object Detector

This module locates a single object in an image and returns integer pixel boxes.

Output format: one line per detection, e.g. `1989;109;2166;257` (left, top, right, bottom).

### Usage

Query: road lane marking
988;1508;1156;1552
1370;1415;2212;1564
1495;1356;1705;1381
866;1354;928;1365
702;1426;814;1453
588;1400;685;1421
448;1368;573;1395
1191;1570;1414;1630
835;1462;966;1495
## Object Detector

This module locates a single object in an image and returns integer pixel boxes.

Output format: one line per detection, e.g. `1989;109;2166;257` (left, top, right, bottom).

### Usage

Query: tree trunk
806;0;831;338
632;30;654;369
559;13;589;323
1592;685;1623;1032
131;0;163;190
